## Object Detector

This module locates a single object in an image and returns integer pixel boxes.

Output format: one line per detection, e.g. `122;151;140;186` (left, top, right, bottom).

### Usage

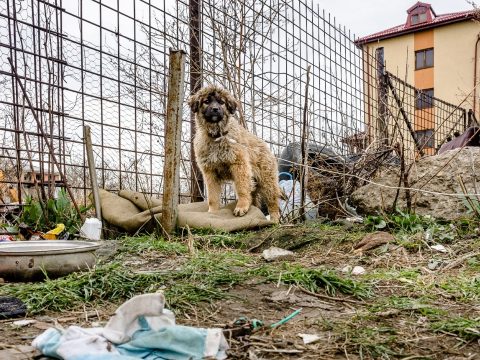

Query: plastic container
279;172;317;221
79;218;102;241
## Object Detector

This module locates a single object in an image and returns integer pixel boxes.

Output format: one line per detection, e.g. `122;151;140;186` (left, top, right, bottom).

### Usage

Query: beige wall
434;21;479;112
367;34;415;83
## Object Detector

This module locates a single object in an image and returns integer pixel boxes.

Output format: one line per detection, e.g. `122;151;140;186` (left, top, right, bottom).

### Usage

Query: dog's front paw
233;205;249;217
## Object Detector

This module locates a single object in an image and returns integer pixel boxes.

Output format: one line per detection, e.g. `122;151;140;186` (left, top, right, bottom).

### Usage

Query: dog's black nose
212;107;219;112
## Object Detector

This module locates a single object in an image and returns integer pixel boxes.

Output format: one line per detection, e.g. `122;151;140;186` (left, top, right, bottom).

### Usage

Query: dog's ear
224;93;238;115
188;94;200;113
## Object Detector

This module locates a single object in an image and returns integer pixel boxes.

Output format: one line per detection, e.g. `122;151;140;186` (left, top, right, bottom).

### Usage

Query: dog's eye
217;99;224;105
203;99;210;104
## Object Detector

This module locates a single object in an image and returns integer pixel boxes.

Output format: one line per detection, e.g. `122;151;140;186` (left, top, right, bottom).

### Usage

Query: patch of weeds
2;250;256;315
187;228;250;249
180;251;253;286
437;275;480;301
255;264;372;299
454;218;480;237
431;316;480;340
366;268;421;282
17;188;90;234
364;210;456;244
466;256;480;270
337;323;400;358
395;232;426;252
370;296;445;317
364;209;427;233
1;263;164;313
119;235;187;255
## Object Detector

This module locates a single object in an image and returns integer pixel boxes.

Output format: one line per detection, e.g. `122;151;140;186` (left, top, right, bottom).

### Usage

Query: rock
351;148;480;220
12;319;36;327
297;333;322;344
354;231;394;254
431;244;448;253
428;259;442;270
262;247;295;262
341;265;366;275
351;266;366;275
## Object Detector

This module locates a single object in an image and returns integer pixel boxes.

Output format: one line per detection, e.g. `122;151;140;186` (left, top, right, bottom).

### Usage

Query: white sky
314;0;474;37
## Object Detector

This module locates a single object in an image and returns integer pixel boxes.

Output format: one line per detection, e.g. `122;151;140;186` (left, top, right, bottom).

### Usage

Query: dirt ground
1;222;480;359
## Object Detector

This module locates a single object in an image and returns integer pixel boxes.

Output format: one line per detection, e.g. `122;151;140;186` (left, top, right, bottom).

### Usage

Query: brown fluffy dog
188;85;281;222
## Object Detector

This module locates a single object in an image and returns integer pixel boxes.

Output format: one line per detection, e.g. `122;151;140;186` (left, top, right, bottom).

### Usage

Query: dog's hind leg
262;183;281;223
231;163;253;217
204;172;221;212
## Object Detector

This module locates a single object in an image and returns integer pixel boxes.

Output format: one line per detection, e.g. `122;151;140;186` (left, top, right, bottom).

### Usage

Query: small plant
364;209;457;244
18;189;89;234
364;209;428;233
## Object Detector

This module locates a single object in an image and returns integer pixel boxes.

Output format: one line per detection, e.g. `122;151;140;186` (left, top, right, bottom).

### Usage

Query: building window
411;12;427;25
414;129;434;148
415;48;434;69
415;88;434;109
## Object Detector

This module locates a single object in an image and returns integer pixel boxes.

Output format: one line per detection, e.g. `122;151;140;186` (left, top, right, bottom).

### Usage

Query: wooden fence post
161;50;186;235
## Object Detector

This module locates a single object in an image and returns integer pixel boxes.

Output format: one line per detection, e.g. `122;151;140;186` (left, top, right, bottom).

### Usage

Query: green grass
1;250;255;314
437;275;480;301
119;235;188;255
254;263;372;299
431;316;480;340
1;239;372;314
347;327;400;358
364;268;421;282
369;296;445;317
1;263;162;313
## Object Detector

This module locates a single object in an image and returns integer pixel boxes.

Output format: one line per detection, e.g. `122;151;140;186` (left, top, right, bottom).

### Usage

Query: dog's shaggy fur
188;85;281;222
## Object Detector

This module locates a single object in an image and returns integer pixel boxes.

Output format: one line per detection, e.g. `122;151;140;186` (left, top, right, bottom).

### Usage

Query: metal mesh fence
0;0;469;207
384;72;468;157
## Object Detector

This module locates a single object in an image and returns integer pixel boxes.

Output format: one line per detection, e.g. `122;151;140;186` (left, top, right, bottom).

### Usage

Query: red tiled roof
356;9;477;45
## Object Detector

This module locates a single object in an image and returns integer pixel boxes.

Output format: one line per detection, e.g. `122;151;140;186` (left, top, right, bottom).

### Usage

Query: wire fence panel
0;0;469;207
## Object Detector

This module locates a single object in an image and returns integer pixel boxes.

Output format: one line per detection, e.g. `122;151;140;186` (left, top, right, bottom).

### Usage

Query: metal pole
161;49;186;234
376;47;388;147
83;126;102;222
189;0;204;202
385;74;425;156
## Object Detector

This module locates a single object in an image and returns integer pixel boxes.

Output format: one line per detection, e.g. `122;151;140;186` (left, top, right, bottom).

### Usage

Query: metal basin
0;241;100;282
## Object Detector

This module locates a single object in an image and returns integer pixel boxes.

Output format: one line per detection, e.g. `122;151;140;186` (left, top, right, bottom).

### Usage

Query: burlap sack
177;201;274;232
98;189;273;233
98;189;161;233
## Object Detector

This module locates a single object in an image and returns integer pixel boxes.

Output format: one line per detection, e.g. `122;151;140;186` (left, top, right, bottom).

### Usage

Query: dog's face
188;85;238;125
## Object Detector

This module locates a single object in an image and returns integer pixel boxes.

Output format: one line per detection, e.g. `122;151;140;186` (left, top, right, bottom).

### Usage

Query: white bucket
79;218;102;241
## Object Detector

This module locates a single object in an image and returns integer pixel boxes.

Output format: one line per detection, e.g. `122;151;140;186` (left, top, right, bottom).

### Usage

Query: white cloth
32;293;228;360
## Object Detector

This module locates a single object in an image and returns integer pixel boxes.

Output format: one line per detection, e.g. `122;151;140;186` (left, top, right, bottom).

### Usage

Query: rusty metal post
189;0;204;202
83;126;102;222
161;49;186;234
376;47;388;147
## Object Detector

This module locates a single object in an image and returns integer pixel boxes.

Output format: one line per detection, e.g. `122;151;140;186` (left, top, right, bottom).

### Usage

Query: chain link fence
0;0;469;207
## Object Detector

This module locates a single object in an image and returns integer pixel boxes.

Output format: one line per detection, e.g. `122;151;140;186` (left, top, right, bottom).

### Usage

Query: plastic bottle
278;172;317;221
